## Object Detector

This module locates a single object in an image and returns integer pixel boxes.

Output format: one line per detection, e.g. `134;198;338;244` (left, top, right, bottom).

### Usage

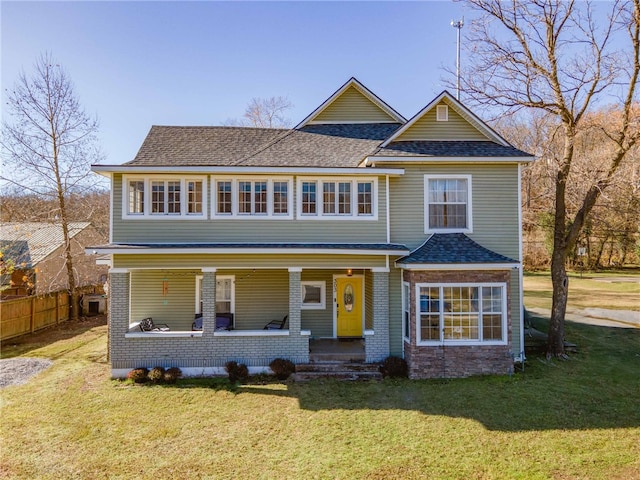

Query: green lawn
1;275;639;479
523;269;640;311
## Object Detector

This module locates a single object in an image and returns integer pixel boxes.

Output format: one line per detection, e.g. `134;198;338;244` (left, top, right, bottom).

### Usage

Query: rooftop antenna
451;17;464;100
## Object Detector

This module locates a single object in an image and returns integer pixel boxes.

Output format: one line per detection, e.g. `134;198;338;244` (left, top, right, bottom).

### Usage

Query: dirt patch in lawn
0;357;53;388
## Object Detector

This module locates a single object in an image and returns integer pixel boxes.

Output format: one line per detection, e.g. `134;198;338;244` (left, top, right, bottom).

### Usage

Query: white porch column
367;267;390;362
201;268;216;334
288;267;302;335
108;268;130;361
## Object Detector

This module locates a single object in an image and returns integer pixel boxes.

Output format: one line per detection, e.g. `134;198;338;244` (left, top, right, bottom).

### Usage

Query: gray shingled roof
239;127;387;168
126;124;403;168
397;233;517;265
124;123;530;168
374;141;532;157
299;123;401;140
0;222;90;267
126;126;288;166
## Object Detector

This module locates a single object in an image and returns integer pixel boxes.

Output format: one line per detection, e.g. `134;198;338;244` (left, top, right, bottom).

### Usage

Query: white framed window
123;175;207;220
300;281;326;310
301;181;318;215
436;104;449;122
424;175;472;233
195;275;235;315
211;177;293;219
127;179;145;215
297;177;378;220
402;282;410;341
416;283;506;345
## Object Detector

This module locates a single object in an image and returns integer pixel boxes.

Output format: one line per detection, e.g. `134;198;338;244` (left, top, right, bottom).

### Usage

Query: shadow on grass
151;319;640;433
0;315;107;359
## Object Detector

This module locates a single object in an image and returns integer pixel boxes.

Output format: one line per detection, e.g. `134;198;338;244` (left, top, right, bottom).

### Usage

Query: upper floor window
123;176;207;220
424;175;472;232
212;177;293;219
297;178;378;220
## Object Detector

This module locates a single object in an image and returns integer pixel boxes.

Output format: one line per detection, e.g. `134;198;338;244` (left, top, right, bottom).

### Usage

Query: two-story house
90;78;533;379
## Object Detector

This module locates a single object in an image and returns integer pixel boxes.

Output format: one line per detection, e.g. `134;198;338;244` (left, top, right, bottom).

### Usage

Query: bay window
416;283;506;344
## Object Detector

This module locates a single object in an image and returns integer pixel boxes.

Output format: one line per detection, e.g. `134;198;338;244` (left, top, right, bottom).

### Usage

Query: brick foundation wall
405;342;513;378
110;334;310;370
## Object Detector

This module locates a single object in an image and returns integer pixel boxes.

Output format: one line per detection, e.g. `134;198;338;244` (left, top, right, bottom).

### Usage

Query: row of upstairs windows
123;174;473;233
123;176;378;220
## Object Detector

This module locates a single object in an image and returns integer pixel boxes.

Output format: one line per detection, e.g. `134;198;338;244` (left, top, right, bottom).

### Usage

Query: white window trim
402;281;410;342
424;174;472;233
122;175;208;220
195;275;235;315
210;176;294;219
415;282;507;346
296;177;378;221
436;104;449;122
300;281;326;310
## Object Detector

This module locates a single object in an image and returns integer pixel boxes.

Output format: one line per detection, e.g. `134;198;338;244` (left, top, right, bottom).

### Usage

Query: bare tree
456;0;640;357
1;53;103;320
224;96;293;128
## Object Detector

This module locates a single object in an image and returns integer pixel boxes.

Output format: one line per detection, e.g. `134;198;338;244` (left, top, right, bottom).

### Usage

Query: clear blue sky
2;1;475;165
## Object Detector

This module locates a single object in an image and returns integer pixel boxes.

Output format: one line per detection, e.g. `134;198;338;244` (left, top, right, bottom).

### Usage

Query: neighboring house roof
0;222;91;268
396;233;517;267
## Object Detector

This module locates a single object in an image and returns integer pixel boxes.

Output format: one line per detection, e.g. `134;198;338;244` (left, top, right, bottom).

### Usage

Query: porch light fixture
347;269;353;277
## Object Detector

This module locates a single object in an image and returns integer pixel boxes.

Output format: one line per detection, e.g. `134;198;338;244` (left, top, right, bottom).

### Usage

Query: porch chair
192;313;234;331
264;315;288;330
139;317;170;332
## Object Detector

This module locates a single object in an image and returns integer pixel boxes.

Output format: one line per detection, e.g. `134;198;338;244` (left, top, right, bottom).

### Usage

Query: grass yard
1;274;639;480
524;269;640;311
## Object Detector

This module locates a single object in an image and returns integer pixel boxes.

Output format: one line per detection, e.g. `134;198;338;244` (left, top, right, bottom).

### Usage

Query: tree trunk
548;235;569;358
58;193;79;321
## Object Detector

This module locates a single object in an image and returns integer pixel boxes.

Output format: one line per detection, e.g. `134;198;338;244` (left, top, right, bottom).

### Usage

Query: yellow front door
336;277;363;337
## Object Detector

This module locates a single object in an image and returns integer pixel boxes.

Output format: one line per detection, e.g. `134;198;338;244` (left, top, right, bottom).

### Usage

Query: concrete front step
297;362;379;372
309;353;366;363
293;362;383;381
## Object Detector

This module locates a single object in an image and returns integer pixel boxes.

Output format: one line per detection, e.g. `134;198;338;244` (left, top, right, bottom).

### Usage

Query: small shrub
148;366;166;384
269;358;296;380
379;356;408;378
164;367;182;384
126;368;149;383
225;361;249;383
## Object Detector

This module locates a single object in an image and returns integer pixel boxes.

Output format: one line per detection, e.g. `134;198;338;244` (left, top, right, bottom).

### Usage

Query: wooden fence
0;291;70;341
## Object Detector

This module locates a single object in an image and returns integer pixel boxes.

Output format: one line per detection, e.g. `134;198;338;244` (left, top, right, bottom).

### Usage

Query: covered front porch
104;246;405;377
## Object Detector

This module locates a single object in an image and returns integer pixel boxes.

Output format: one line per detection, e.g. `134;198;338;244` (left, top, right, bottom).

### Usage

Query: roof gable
296;78;406;127
381;91;508;147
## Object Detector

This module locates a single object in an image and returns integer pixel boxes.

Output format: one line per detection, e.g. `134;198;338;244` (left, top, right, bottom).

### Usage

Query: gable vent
436;105;449;122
